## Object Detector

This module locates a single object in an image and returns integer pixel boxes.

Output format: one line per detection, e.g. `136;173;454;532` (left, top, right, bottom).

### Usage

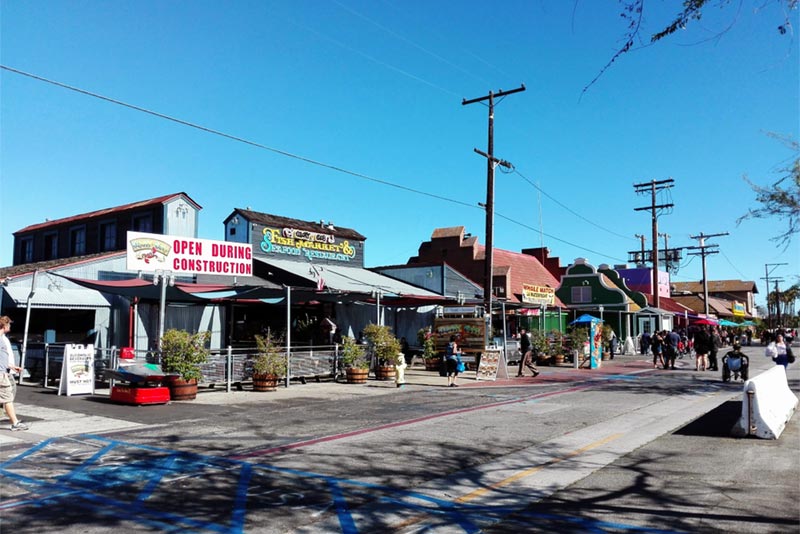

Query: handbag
438;357;447;377
456;361;466;373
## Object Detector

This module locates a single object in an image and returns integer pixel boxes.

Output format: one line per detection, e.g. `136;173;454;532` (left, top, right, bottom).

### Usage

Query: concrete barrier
732;365;798;439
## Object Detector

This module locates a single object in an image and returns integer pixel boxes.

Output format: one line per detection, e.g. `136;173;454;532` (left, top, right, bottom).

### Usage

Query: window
100;221;117;251
571;286;592;303
19;237;33;263
44;233;58;260
133;213;152;232
70;227;86;256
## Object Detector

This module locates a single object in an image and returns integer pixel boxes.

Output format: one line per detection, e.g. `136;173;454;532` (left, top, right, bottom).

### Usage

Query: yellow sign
522;284;555;305
732;301;745;316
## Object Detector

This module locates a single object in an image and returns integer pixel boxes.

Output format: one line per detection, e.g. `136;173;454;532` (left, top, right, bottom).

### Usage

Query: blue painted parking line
1;435;686;533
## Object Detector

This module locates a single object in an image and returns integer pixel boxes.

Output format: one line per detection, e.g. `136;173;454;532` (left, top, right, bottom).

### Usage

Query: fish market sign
127;231;252;276
522;284;555;305
260;226;357;262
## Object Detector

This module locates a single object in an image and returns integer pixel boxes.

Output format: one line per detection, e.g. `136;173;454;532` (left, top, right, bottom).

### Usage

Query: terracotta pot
166;377;198;401
253;373;279;392
375;365;396;381
346;368;368;384
553;354;565;366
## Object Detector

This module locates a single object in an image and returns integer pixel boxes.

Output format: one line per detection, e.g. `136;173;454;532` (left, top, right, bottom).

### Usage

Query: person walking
0;316;29;431
694;326;711;371
445;335;462;387
766;334;795;368
651;331;665;369
609;333;618;360
515;329;539;377
640;331;651;356
665;329;680;370
709;327;722;371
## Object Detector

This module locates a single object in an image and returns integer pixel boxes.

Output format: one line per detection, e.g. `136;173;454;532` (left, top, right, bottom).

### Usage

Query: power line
513;168;635;241
0;64;470;208
3;65;628;265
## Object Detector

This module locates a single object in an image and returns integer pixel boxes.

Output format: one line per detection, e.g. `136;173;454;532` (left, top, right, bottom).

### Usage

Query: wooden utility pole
686;232;728;317
762;263;787;329
634;178;674;313
463;85;525;321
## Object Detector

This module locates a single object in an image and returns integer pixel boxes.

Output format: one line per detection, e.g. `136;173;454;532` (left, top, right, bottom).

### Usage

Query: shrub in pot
363;324;401;380
160;329;211;400
417;327;438;371
341;336;368;383
252;333;288;391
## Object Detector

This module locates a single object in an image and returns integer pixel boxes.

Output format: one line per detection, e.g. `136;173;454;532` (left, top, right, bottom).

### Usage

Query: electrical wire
513;168;636;241
3;64;629;264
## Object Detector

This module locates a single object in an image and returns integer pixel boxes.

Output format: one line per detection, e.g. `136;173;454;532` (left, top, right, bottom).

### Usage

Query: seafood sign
127;231;253;276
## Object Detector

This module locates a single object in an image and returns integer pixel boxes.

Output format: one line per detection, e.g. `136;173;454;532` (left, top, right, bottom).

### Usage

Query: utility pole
634;234;647;265
686;232;728;317
762;263;786;330
774;280;784;328
463;85;525;323
633;179;674;312
658;232;669;271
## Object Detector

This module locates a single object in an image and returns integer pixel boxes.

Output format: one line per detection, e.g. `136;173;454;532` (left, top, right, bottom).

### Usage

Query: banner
522;284;555;305
127;231;253;276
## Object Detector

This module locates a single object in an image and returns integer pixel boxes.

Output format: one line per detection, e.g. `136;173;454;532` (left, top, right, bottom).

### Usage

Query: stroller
721;347;749;382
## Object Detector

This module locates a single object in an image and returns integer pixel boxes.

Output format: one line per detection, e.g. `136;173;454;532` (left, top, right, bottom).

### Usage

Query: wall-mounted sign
522;284;555;305
732;301;745;316
259;226;357;263
126;231;252;276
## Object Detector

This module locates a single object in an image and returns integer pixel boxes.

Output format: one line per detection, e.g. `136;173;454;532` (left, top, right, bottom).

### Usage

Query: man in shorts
0;316;29;431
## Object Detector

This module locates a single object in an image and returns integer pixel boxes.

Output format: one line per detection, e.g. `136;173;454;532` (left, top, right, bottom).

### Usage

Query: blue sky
1;1;798;308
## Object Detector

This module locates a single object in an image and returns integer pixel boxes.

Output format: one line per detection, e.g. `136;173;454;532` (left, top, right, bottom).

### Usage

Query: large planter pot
346;368;368;384
253;373;279;392
424;358;440;371
375;365;396;381
553;354;565;366
166;377;198;401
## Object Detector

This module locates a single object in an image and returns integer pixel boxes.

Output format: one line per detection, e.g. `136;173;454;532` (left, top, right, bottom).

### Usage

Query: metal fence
21;343;342;392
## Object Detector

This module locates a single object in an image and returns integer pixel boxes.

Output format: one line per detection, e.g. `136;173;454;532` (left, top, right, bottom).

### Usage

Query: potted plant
363;324;401;380
548;329;565;365
252;333;288;391
418;327;438;371
341;336;368;383
160;329;211;400
529;329;550;366
568;326;590;366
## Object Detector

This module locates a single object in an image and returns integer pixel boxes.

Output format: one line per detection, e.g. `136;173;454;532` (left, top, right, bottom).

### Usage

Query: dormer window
133;213;152;232
70;226;86;256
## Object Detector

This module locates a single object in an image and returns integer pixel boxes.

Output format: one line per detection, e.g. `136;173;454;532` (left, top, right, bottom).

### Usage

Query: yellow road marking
454;432;624;504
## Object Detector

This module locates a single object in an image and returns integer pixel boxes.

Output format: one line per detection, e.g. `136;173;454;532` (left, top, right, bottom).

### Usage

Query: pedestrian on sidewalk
445;335;462;387
516;329;538;377
694;326;711;371
0;316;29;431
766;334;795;368
709;327;722;371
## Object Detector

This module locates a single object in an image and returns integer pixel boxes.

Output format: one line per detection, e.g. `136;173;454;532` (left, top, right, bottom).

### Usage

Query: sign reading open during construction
127;231;253;276
522;284;555;305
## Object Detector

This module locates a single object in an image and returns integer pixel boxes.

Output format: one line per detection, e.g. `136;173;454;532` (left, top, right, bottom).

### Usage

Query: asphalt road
1;345;798;533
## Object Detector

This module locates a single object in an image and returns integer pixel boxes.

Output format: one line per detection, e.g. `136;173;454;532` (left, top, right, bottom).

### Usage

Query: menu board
476;348;506;381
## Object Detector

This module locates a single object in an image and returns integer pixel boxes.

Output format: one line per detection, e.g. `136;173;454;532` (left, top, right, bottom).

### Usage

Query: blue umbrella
570;314;601;325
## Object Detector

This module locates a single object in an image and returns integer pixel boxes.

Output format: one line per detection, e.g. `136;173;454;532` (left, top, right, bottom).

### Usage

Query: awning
254;257;441;298
52;274;255;302
3;286;110;309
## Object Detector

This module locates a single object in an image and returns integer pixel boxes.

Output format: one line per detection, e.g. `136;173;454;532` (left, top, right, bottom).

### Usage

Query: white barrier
732;365;799;439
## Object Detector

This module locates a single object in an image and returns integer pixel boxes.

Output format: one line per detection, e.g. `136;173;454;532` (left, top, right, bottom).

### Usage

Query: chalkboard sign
476;348;508;381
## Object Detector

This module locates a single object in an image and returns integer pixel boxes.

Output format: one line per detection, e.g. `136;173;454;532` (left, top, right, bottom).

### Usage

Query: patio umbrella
570;314;601;324
718;319;740;327
693;318;718;325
